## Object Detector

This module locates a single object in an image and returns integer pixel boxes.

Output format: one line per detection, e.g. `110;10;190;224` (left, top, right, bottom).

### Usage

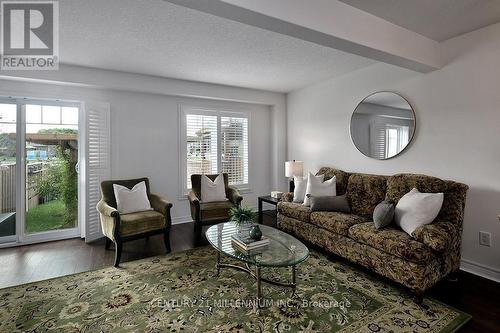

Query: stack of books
231;234;270;252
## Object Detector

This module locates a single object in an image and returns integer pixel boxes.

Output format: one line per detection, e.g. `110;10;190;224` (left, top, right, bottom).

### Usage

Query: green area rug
0;247;470;332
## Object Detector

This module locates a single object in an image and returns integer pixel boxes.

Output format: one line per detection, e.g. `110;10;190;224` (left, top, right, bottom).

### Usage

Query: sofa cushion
386;174;447;203
120;210;165;237
310;211;367;236
412;221;457;253
316;167;350;195
346;174;387;218
277;202;311;223
281;192;294;202
348;222;436;264
386;174;468;225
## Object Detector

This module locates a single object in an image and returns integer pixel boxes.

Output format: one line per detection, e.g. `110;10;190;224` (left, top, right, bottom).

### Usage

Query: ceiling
339;0;500;41
58;0;375;93
364;92;412;110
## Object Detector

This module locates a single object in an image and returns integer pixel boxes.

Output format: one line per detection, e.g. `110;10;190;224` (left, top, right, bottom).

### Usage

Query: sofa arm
412;221;457;253
96;199;119;241
188;190;200;206
150;193;173;221
226;187;243;205
281;192;294;202
96;199;119;218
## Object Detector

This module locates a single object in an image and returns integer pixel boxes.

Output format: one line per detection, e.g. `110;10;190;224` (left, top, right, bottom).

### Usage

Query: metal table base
215;251;297;307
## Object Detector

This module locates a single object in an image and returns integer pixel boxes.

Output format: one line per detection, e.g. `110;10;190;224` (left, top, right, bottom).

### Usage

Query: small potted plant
229;206;262;240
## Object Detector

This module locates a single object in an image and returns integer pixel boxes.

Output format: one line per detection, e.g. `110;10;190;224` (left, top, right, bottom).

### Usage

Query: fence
0;163;15;214
0;162;50;213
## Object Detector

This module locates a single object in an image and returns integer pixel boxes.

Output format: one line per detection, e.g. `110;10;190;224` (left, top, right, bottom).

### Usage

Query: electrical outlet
479;231;492;247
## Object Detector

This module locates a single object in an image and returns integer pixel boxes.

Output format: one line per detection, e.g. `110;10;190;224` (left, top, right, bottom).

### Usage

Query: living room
0;0;499;332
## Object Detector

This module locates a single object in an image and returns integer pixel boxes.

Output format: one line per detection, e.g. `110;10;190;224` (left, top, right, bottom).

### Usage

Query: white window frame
179;104;251;198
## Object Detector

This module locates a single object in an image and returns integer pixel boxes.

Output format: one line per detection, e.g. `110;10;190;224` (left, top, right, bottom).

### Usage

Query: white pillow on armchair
113;181;153;214
201;173;227;202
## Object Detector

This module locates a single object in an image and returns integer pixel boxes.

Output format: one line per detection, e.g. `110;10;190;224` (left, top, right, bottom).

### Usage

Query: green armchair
96;177;172;267
188;173;243;242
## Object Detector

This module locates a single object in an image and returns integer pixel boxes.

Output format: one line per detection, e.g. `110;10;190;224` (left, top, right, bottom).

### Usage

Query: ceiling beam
165;0;442;72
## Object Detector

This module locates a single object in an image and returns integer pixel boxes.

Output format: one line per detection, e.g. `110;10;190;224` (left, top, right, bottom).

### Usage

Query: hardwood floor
0;222;197;288
0;217;498;332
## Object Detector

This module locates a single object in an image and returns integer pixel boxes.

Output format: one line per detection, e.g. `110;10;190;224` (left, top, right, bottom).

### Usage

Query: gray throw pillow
308;195;351;213
373;200;395;229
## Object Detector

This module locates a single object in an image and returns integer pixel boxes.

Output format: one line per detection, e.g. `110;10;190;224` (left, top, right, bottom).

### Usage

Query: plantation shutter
84;101;110;243
220;115;248;186
371;123;387;159
185;114;218;189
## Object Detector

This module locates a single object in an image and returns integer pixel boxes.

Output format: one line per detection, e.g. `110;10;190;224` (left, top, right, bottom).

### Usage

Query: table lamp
285;160;304;192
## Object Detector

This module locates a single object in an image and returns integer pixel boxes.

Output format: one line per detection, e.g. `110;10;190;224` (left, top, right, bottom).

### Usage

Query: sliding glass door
0;98;81;245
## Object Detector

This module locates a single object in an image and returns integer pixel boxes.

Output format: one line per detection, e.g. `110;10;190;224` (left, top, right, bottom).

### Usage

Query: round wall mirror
350;92;415;160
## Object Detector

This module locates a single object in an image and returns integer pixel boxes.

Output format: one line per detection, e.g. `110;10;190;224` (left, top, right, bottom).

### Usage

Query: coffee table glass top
206;222;309;267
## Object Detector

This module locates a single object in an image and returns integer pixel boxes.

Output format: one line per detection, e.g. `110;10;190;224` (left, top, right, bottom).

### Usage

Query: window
385;125;409;158
181;106;249;192
185;114;218;189
372;123;409;159
221;116;249;185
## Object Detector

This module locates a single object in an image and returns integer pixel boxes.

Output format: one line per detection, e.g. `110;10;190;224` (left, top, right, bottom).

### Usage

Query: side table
258;195;280;224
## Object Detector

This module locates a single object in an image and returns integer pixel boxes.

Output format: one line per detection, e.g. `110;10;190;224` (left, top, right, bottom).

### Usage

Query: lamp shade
285;160;304;178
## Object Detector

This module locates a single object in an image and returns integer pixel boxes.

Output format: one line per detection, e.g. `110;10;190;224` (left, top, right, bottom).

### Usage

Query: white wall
287;22;500;281
0;66;285;225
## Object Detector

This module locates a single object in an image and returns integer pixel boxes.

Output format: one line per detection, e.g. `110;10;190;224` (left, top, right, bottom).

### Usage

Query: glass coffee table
206;222;309;305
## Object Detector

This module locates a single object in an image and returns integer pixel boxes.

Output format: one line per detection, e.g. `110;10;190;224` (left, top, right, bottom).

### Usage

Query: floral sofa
277;167;468;294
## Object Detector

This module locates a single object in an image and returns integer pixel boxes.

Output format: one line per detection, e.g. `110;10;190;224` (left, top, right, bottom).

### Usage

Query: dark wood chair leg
145;236;150;242
447;270;460;282
105;237;112;250
412;292;424;305
164;228;171;253
194;221;202;245
114;241;123;267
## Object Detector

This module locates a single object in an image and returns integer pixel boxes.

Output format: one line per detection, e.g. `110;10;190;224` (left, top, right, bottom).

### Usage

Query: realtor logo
1;1;59;70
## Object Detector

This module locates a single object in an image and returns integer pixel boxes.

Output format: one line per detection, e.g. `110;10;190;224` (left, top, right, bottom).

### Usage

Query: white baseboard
460;259;500;283
172;215;193;225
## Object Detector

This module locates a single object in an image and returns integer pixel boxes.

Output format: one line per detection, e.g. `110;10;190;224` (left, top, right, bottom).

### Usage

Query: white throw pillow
113;181;153;214
394;188;444;236
303;172;336;206
292;175;323;203
201;174;227;202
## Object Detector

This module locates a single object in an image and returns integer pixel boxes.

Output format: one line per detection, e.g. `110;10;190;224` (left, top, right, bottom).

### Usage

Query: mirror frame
350;91;416;160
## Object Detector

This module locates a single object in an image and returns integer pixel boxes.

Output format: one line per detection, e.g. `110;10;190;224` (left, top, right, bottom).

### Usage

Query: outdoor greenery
25;200;67;233
0;133;16;161
38;128;78;134
35;161;64;201
33;128;78;225
58;146;78;223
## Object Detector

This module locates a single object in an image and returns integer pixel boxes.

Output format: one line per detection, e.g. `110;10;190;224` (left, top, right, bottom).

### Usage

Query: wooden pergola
9;132;78;162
